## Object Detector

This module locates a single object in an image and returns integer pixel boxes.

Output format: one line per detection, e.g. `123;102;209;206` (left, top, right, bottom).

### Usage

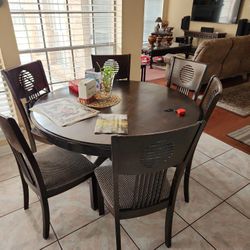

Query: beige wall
0;0;20;68
163;0;250;38
122;0;144;81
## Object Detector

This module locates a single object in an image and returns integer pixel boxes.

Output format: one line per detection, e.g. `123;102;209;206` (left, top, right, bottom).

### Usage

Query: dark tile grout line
212;157;250;181
56;215;104;242
48;224;63;250
196;147;233;160
0;199;39;219
186;179;250;222
163;181;250;249
0;174;20;183
224;199;250;220
190;157;213;171
174;205;223;249
152;223;190;250
189;225;217;250
120;224;140;250
0;145;247;248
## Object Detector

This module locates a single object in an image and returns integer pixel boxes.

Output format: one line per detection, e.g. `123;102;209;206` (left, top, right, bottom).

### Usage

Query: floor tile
192;160;249;199
0;153;19;182
193;202;250;250
121;210;188;250
42;241;62;250
175;178;222;223
197;133;232;158
0;143;12;157
0;176;38;217
0;202;57;250
227;184;250;218
192;150;211;169
215;148;250;179
156;227;214;250
59;214;138;250
49;182;100;238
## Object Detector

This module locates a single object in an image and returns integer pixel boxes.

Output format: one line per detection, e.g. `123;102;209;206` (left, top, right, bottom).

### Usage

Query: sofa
165;35;250;83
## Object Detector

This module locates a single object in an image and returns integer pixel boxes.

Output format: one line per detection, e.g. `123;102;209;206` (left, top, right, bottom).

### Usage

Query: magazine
30;98;99;127
94;114;128;134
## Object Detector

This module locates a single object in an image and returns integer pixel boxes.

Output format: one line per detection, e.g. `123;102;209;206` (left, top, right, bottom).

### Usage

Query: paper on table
94;114;128;134
30;98;99;127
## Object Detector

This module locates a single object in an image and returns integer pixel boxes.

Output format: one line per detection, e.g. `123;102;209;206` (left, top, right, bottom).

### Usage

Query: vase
99;71;115;100
148;35;156;48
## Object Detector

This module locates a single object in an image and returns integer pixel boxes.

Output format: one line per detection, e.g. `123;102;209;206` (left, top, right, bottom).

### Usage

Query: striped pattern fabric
228;125;250;146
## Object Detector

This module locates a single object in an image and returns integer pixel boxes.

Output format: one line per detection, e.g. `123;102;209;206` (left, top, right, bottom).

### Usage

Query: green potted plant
97;60;118;99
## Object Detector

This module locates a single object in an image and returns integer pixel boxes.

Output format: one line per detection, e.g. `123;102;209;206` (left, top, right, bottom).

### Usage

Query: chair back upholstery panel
200;75;223;121
91;54;131;81
111;122;201;208
112;123;200;175
0;115;45;191
168;57;207;99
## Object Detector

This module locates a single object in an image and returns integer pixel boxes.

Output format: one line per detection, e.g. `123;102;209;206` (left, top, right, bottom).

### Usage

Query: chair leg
115;216;121;250
165;207;174;248
40;197;50;239
22;180;29;210
89;157;108;210
89;176;98;210
19;172;29;209
97;182;105;216
184;157;193;203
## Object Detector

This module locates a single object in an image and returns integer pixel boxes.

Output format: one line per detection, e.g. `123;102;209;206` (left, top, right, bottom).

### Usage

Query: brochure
30;98;99;127
94;114;128;134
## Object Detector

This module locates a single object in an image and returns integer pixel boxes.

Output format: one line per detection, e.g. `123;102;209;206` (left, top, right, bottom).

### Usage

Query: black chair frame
91;54;131;81
0;115;98;239
2;60;50;152
96;121;206;249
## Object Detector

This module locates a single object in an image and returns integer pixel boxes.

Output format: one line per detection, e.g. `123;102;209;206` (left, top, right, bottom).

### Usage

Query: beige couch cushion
193;38;233;81
221;35;250;78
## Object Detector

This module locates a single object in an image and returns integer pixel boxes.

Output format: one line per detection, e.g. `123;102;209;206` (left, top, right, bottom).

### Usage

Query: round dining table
31;80;201;210
31;80;201;157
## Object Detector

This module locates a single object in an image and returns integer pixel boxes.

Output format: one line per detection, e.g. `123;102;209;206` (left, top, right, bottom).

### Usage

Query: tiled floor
0;133;249;250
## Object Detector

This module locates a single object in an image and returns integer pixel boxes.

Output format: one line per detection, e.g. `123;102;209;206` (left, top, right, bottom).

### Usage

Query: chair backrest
111;121;204;209
2;60;50;151
2;60;50;107
0;115;46;194
91;54;131;81
167;57;207;100
200;75;223;121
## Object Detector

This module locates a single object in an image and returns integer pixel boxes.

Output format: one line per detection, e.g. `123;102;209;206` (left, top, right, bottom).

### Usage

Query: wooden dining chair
0;114;97;239
2;60;50;152
95;121;205;249
183;75;223;202
91;54;131;81
167;56;207;100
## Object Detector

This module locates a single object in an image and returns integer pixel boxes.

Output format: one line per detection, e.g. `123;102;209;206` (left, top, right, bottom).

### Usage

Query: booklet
94;114;128;134
30;98;99;127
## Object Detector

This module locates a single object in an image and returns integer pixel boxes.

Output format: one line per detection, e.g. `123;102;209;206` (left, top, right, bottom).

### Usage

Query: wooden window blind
9;0;122;90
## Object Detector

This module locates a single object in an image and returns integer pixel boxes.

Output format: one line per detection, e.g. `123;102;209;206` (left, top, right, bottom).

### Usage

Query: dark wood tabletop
31;81;201;157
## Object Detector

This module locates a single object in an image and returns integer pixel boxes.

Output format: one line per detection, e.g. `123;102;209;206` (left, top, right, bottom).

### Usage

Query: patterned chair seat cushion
35;146;95;195
95;164;171;210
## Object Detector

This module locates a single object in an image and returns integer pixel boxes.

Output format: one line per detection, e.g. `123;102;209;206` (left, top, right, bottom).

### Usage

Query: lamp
155;17;162;23
154;17;162;33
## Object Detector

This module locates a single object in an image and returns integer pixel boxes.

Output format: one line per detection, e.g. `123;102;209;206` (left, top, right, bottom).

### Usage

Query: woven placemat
83;94;121;109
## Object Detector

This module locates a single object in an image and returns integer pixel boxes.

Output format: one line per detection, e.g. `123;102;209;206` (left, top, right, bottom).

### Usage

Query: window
9;0;122;90
143;0;163;43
